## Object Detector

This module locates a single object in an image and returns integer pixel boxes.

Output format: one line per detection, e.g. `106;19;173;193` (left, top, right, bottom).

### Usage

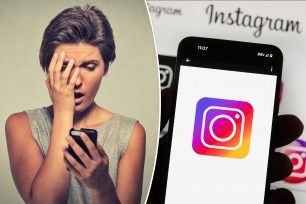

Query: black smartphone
68;128;98;166
163;37;283;203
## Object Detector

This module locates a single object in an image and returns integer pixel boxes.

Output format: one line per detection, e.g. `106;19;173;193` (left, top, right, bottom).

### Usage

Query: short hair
39;5;116;74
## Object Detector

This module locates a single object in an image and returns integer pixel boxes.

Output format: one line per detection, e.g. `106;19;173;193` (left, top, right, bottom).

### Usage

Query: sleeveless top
25;107;137;204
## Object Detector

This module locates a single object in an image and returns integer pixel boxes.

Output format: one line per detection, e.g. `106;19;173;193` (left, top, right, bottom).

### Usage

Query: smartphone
163;37;283;203
68;128;98;166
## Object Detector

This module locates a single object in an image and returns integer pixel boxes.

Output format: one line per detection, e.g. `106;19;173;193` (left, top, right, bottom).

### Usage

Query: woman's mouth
74;92;84;105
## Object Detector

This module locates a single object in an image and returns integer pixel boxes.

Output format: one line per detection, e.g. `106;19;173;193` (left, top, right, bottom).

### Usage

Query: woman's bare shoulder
133;122;145;135
6;112;29;129
5;112;32;140
6;111;28;121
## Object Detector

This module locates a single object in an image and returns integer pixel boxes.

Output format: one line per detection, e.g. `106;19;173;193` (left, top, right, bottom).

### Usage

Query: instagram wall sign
193;97;253;159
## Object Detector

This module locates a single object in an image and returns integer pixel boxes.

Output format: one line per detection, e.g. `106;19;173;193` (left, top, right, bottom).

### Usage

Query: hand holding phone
67;128;98;166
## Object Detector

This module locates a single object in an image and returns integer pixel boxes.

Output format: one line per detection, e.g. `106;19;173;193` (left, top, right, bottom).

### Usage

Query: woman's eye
85;66;96;71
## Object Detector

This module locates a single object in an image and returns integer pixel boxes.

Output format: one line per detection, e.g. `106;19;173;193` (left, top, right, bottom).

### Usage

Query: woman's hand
45;51;79;114
64;132;110;190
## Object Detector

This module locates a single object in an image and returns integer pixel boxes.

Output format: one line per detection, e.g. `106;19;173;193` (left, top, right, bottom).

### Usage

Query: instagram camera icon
160;65;173;89
278;139;306;183
192;97;253;159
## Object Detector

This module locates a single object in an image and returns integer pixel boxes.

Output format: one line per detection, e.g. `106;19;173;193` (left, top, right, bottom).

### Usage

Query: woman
5;5;145;204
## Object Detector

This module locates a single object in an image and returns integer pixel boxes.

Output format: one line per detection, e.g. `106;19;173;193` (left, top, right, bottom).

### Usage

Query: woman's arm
116;122;146;204
6;112;44;203
5;111;71;204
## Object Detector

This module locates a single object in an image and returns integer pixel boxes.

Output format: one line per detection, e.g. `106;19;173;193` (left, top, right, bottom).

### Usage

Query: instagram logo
160;64;173;89
278;139;306;183
192;97;253;159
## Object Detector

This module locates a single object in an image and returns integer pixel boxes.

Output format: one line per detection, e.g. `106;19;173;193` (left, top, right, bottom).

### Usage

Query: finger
63;148;83;177
275;115;304;148
160;88;174;131
96;142;108;160
48;53;58;86
61;58;75;87
267;188;295;204
66;135;92;168
53;51;65;86
67;67;80;90
80;132;101;160
270;152;293;182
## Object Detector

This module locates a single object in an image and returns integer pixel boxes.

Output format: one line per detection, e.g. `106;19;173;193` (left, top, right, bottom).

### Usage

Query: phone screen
164;37;282;203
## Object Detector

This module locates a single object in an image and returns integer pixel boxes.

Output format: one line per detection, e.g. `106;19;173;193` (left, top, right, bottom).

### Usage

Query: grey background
0;0;159;203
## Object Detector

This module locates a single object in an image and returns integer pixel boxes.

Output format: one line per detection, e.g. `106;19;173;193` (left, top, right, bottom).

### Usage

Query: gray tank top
25;107;137;204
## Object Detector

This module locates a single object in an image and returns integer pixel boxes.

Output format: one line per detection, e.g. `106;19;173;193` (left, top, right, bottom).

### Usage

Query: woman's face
54;43;105;113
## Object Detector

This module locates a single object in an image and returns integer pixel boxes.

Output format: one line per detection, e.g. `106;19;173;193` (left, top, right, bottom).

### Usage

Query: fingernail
54;53;58;58
60;51;65;56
